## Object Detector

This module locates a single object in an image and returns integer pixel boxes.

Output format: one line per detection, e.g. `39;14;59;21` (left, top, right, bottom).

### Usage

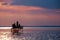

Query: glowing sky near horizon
0;0;60;26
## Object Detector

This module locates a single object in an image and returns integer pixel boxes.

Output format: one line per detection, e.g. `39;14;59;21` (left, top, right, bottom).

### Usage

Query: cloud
0;5;60;26
0;0;13;6
0;5;43;10
0;0;12;2
12;0;60;9
0;0;59;9
0;12;60;26
0;5;44;13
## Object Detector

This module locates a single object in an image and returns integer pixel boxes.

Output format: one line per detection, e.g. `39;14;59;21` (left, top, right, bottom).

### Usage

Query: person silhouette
16;21;19;28
12;23;16;29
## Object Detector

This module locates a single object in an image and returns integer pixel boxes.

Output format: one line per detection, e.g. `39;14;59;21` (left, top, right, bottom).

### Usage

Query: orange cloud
0;5;60;26
0;11;60;26
0;0;11;2
0;5;44;11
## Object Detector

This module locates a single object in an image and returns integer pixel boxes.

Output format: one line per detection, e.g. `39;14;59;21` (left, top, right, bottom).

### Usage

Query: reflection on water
0;32;25;40
0;32;11;40
0;27;60;40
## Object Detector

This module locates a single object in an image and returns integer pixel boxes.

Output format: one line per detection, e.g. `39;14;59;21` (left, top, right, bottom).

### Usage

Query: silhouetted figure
11;21;23;35
12;23;16;29
16;21;19;28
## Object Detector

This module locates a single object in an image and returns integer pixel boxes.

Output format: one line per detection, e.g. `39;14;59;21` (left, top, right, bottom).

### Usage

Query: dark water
0;27;60;40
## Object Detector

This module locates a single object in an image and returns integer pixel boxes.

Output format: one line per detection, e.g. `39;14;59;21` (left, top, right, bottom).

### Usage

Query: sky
0;0;60;26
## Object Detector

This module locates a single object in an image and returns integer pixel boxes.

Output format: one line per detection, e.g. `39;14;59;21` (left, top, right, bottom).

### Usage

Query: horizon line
0;26;60;27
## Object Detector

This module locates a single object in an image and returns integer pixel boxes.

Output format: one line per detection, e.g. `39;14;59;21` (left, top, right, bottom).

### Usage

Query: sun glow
0;27;12;29
0;32;26;40
0;32;11;40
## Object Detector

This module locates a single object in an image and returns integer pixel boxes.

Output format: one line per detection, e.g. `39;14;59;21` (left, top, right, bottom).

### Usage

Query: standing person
12;23;16;29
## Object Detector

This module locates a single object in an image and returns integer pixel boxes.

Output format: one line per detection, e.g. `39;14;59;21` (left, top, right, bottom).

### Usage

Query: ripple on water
0;30;60;40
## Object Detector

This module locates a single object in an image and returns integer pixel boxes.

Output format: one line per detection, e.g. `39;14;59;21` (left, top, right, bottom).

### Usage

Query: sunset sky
0;0;60;26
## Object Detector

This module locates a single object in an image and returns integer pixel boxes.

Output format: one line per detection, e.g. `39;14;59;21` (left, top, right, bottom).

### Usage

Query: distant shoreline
0;27;60;31
0;27;60;32
0;26;60;27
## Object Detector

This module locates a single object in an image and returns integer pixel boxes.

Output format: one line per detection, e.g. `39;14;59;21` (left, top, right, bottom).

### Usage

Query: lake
0;27;60;40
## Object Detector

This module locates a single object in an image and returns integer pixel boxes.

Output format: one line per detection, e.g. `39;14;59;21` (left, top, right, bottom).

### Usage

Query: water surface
0;27;60;40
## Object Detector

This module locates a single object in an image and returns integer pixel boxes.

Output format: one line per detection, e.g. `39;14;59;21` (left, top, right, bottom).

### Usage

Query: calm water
0;27;60;40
